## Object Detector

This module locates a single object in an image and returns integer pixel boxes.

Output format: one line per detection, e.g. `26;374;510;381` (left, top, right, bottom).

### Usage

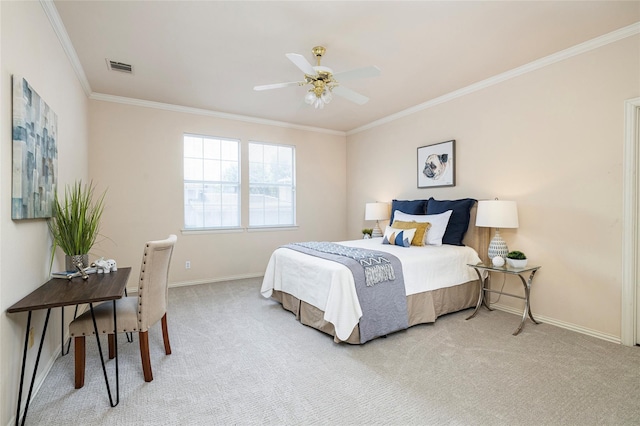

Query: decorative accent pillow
393;210;453;246
426;198;476;246
390;199;428;225
382;226;417;248
391;220;432;246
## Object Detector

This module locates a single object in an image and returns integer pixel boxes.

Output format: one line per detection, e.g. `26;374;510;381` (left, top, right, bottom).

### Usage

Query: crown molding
347;21;640;136
40;0;92;96
42;0;637;137
42;0;343;136
89;93;346;136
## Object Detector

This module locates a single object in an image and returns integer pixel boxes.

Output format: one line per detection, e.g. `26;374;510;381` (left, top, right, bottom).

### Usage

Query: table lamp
365;202;390;238
475;199;519;265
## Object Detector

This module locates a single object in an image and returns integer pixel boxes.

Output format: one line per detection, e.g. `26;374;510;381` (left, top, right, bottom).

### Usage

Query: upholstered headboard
462;202;489;264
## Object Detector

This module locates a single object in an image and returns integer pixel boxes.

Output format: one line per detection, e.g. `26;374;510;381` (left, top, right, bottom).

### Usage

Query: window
249;141;296;227
183;134;240;229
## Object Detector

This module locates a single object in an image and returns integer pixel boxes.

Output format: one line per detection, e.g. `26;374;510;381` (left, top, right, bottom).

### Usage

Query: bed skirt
270;279;479;344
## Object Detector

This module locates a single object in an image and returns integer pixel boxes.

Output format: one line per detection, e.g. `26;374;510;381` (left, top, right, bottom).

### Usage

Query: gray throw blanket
284;242;409;343
291;242;395;287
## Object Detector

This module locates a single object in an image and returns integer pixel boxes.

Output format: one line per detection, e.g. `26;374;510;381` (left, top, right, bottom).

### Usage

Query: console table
465;263;541;335
7;267;131;426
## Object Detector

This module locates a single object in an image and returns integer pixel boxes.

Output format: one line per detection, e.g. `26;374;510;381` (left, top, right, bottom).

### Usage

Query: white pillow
393;210;453;246
382;226;417;248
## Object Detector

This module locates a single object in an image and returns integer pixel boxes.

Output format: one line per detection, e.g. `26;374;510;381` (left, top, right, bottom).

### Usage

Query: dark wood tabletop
7;267;131;313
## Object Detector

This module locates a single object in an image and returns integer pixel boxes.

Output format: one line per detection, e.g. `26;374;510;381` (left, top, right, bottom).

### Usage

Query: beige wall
0;2;90;424
346;35;640;340
0;2;637;423
88;101;347;288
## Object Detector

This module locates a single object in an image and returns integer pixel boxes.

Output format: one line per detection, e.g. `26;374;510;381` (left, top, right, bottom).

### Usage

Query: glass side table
465;263;542;335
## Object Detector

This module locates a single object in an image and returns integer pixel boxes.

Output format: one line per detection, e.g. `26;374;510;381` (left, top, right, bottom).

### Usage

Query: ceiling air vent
106;59;133;74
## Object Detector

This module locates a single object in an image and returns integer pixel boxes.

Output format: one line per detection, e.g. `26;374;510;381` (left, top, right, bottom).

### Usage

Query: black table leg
16;309;51;426
60;305;79;356
89;302;119;407
124;289;132;343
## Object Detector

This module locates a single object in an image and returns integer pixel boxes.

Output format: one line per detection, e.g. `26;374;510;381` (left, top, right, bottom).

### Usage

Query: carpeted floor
23;277;640;425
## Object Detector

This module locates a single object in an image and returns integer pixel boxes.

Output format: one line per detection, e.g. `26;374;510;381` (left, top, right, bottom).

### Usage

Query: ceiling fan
253;46;380;109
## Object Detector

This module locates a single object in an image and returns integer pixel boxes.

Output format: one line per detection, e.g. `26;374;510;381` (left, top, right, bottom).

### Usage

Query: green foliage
362;228;373;236
48;181;106;257
507;250;527;260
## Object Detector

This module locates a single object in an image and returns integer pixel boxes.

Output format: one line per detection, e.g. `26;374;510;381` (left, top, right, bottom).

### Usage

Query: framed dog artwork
417;140;455;188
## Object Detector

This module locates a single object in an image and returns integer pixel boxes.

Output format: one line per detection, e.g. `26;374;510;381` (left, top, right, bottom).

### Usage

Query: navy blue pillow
390;199;428;224
426;198;476;246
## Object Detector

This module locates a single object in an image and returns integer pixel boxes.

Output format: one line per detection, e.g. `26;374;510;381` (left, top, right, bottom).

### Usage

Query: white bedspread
260;238;481;341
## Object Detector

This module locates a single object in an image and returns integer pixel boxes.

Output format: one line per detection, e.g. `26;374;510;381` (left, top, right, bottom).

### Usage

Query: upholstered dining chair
70;234;177;388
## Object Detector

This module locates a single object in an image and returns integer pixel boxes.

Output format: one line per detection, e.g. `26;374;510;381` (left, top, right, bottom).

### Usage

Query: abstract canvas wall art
12;75;58;219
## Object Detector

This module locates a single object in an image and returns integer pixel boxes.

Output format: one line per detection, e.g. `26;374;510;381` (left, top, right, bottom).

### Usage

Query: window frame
247;140;297;229
183;133;241;231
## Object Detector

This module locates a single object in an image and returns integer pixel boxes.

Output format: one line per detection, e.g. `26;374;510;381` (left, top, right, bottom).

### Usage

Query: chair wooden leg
161;313;172;355
139;331;153;382
74;336;85;389
108;334;116;359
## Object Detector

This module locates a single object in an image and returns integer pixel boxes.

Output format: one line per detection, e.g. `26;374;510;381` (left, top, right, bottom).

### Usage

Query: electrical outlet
29;327;34;349
185;261;191;269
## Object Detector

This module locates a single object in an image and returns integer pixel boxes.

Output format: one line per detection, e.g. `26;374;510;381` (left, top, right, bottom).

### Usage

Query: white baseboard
104;278;628;346
124;273;264;295
9;341;65;426
168;273;264;289
491;303;621;344
171;276;622;345
164;276;624;345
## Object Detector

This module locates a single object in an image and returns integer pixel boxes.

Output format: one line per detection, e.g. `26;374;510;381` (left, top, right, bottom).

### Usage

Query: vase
65;254;89;271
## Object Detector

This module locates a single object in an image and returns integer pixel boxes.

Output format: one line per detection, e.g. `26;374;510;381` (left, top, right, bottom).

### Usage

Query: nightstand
465;263;541;335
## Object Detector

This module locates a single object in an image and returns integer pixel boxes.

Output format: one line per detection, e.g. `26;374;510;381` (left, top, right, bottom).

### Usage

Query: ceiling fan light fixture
321;89;332;104
255;45;378;109
303;78;334;109
304;91;317;105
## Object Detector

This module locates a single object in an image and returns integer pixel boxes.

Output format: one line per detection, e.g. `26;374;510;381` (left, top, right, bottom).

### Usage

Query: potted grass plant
506;250;527;268
48;180;106;271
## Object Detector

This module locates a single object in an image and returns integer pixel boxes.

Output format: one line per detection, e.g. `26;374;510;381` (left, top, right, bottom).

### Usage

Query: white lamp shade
475;200;519;229
365;202;390;221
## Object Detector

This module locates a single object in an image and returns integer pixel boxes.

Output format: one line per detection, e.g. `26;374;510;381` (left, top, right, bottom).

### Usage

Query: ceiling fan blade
286;53;317;75
253;81;300;91
333;65;381;81
332;85;369;105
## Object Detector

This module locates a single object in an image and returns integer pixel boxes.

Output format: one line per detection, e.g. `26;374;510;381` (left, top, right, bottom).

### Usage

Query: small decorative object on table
93;258;118;273
362;228;373;239
506;250;527;268
491;256;505;267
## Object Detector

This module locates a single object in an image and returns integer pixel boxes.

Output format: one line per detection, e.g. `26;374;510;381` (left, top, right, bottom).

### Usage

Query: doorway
622;97;640;346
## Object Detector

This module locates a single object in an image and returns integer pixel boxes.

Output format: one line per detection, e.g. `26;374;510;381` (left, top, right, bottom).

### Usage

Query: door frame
622;97;640;346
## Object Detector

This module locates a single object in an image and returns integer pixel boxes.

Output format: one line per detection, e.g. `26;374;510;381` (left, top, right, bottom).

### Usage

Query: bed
260;198;489;344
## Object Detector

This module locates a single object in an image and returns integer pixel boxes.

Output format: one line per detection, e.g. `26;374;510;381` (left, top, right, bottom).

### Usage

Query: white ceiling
52;1;640;133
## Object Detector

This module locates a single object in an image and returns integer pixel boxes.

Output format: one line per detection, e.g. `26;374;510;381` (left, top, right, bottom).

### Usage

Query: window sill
180;225;299;235
247;225;299;232
181;227;244;235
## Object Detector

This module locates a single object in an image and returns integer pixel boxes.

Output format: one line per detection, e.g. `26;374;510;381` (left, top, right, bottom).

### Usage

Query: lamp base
488;229;509;261
372;221;383;238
